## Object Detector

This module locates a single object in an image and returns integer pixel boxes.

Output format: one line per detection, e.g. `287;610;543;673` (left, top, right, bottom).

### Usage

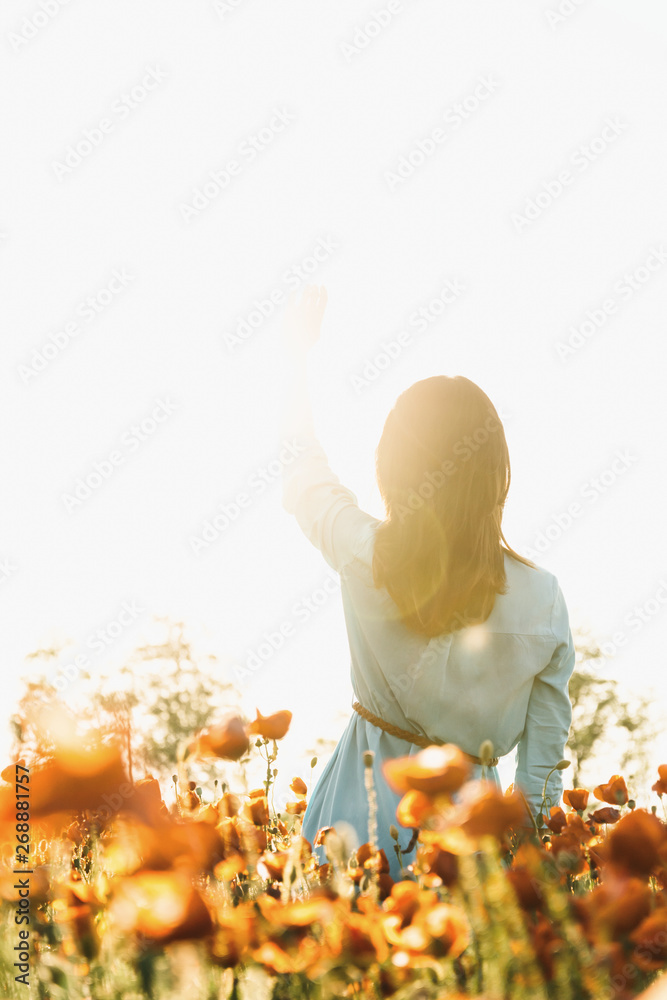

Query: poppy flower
460;787;529;840
248;709;292;740
528;914;561;980
0;759;26;783
285;800;307;815
590;807;621;825
209;902;259;967
111;871;213;943
606;809;667;877
594;775;629;806
190;715;249;762
290;776;308;797
582;872;652;939
630;910;667;971
395;789;434;828
545;806;567;834
0;739;129;821
652;765;667;797
131;776;168;824
217;792;241;818
242;794;270;827
383;745;471;796
417;844;459;887
563;788;590;811
350;844;390;884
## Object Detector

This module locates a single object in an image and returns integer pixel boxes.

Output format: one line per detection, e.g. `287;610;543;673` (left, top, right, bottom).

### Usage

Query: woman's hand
282;285;328;359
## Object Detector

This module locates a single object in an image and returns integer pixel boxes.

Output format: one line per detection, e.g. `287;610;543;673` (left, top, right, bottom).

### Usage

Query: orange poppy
545;806;567;834
290;776;308;797
582;872;653;940
395;789;434;828
111;870;213;943
460;787;529;840
285;800;307;815
383;745;471;796
563;788;590;811
630;910;667;971
606;809;667;877
217;792;241;818
248;709;292;740
652;765;667;798
0;739;129;821
242;794;270;828
190;715;249;761
416;844;459;887
594;775;629;807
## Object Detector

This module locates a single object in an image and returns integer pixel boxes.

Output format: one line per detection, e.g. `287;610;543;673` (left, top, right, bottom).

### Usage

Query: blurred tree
567;631;656;797
124;619;238;781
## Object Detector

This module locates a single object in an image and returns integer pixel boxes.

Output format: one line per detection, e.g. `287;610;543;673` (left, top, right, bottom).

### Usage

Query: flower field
1;709;666;1000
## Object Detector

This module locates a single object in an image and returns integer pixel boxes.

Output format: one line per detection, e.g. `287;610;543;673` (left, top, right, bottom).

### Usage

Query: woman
281;286;575;879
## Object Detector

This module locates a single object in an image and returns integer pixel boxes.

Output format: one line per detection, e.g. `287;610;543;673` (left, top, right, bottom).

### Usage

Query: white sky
2;0;667;804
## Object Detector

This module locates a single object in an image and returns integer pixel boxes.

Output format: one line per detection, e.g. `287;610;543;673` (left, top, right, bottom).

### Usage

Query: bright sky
2;0;667;806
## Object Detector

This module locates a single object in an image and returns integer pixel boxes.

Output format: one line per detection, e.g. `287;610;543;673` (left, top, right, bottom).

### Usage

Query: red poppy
290;776;308;797
589;807;621;825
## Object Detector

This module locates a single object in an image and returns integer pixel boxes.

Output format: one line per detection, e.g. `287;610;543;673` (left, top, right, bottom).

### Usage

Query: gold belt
352;701;499;767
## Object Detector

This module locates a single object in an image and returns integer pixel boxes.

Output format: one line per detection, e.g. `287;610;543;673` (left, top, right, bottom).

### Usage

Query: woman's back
283;435;575;876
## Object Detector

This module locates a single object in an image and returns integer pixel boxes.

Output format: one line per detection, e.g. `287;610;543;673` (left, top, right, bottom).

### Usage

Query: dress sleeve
514;578;576;821
282;434;381;573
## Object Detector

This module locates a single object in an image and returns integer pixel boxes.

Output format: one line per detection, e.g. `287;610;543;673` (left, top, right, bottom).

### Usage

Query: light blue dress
282;436;576;880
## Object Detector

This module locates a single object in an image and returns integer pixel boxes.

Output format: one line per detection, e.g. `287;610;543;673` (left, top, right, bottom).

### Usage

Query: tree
567;631;656;797
124;619;238;782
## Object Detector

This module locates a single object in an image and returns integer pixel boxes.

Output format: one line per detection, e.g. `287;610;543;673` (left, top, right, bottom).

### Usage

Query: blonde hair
372;376;533;637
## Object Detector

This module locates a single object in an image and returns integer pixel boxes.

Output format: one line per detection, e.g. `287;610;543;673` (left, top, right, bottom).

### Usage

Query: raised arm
280;287;380;572
280;285;327;443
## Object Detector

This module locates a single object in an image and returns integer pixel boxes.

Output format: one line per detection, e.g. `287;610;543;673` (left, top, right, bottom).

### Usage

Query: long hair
372;375;533;637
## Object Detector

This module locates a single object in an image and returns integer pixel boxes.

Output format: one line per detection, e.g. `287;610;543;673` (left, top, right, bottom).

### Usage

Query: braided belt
352;701;499;767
